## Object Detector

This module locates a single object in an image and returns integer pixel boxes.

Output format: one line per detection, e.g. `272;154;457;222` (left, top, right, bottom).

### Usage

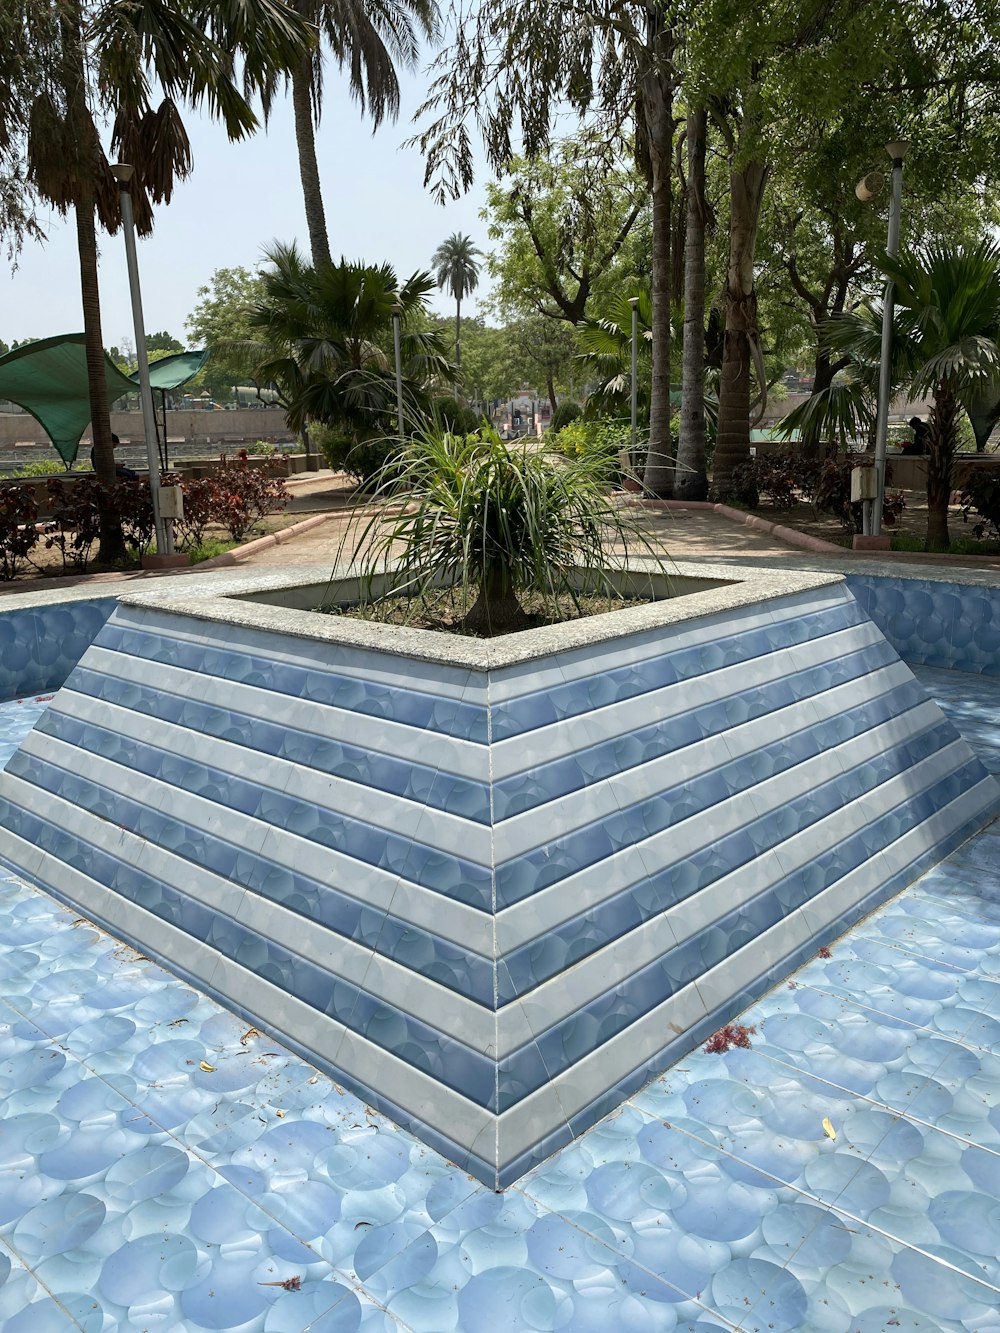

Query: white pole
111;164;171;555
629;297;639;473
872;141;908;537
391;304;405;439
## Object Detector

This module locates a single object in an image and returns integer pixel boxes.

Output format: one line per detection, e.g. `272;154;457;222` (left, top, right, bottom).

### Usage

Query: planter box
0;562;995;1188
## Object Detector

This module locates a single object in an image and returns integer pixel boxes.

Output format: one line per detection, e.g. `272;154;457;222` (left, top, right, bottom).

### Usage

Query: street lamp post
391;303;405;439
629;297;640;474
857;140;909;537
110;163;171;557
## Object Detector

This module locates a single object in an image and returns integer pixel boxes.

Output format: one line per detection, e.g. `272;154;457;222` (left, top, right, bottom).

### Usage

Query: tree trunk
637;17;674;497
291;56;331;268
463;563;528;636
60;0;124;562
455;295;462;370
713;156;769;498
799;350;837;459
925;385;958;549
547;372;558;415
674;107;708;501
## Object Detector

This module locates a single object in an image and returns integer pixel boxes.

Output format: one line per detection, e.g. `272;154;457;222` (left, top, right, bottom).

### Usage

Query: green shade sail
0;334;208;467
134;348;209;392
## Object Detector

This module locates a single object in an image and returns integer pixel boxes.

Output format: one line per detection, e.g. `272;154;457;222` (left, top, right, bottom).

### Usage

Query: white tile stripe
107;603;482;698
494;657;920;857
0;830;499;1167
494;697;951;948
41;692;492;863
69;648;490;779
489;618;890;780
492;776;999;1170
494;731;975;1053
0;754;496;953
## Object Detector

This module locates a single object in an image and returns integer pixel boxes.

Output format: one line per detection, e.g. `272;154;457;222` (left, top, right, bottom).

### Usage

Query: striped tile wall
0;583;996;1188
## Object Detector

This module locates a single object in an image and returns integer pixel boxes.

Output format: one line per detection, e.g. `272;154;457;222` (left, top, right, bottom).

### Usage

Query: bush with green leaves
550;401;582;433
349;427;667;637
552;416;641;480
434;396;482;436
310;423;399;486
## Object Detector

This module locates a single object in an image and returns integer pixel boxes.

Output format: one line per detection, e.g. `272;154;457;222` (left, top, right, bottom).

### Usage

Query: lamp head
885;139;910;164
627;297;640;308
109;162;135;184
390;302;402;316
855;172;885;202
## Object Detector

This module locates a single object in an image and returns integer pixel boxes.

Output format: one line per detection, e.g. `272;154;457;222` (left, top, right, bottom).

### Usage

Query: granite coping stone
107;560;846;671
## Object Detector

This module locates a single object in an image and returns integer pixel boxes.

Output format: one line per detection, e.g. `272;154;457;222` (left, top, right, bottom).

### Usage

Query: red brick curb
194;512;337;569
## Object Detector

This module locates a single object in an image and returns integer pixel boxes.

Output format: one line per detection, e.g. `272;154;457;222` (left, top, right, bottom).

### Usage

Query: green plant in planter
351;427;668;636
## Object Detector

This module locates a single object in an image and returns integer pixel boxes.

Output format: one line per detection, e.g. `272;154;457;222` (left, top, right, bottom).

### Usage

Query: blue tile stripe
496;714;968;997
5;741;495;912
89;619;489;742
492;636;902;818
0;794;504;1111
490;595;873;740
490;759;989;1110
48;680;493;823
493;677;945;910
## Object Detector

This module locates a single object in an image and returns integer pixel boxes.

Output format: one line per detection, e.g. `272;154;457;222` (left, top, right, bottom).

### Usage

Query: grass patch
188;538;239;563
890;531;1000;555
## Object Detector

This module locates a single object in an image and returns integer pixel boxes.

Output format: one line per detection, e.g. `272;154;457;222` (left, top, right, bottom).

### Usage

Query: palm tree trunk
675;107;708;501
713;156;769;498
291;56;331;268
637;16;674;498
926;385;958;549
455;295;462;370
61;0;123;561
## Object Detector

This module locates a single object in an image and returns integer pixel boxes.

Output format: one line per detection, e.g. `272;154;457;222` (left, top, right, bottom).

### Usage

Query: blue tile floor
0;671;999;1331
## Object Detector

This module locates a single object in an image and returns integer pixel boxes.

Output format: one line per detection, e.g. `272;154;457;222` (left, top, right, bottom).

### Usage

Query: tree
186;266;268;400
289;0;438;267
0;0;50;258
237;241;454;438
22;0;312;560
827;241;1000;548
483;132;648;325
431;232;482;370
675;106;709;499
413;0;678;495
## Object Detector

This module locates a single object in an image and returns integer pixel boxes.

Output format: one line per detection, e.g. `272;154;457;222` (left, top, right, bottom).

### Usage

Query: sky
0;68;490;352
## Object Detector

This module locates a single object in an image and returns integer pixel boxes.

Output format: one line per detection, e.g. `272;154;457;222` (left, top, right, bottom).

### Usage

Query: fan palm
24;0;312;560
575;289;653;422
237;241;454;438
431;233;482;369
825;241;1000;548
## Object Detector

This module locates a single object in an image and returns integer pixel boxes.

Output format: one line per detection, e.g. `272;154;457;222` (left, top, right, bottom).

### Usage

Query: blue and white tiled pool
1;658;999;1332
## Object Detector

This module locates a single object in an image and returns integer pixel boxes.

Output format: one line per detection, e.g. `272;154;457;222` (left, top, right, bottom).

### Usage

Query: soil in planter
319;586;655;636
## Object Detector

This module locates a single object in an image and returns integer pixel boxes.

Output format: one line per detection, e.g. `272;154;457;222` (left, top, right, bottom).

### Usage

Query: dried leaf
199;1061;215;1073
822;1117;836;1141
240;1026;260;1045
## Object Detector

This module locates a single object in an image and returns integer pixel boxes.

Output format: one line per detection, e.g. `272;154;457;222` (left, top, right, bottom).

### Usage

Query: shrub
42;477;103;572
113;477;156;558
174;476;216;551
0;484;39;580
350;427;667;637
310;423;399;486
435;396;481;436
959;470;1000;541
552;417;640;481
550;401;582;433
206;454;289;541
12;461;71;478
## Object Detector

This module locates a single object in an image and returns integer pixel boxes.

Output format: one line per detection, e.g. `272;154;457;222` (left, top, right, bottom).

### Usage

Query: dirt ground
745;492;1000;556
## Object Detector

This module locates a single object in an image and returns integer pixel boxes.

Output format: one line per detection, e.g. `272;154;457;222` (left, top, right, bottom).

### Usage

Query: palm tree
432;233;482;370
24;0;312;560
675;106;709;501
826;240;1000;548
238;241;454;438
289;0;438;267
